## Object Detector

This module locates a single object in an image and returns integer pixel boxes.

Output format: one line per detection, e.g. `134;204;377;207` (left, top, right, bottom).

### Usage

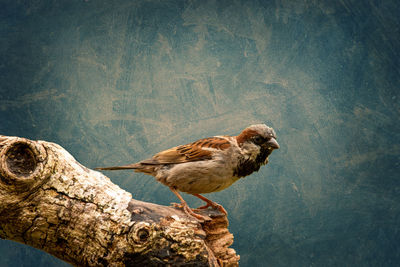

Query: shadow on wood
0;135;239;266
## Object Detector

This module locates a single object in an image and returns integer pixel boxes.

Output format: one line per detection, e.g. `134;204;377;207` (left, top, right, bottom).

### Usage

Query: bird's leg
169;187;207;220
192;194;227;215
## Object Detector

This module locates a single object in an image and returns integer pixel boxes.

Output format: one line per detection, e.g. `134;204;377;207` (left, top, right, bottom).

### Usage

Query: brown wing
142;137;231;165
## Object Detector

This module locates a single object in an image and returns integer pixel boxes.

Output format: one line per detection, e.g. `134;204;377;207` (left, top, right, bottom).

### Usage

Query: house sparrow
96;124;279;220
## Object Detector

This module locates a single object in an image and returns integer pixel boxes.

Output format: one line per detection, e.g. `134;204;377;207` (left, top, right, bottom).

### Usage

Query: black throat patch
234;147;272;178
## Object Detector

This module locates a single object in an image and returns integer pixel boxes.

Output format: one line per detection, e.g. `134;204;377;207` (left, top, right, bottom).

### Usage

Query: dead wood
0;135;239;266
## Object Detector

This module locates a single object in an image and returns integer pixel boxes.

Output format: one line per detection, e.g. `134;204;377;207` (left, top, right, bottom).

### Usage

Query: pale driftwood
0;135;239;266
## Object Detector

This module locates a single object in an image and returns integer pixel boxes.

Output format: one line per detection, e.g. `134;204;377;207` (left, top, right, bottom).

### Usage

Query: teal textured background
1;0;399;266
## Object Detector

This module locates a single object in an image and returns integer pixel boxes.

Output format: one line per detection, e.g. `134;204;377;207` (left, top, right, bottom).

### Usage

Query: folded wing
143;137;231;165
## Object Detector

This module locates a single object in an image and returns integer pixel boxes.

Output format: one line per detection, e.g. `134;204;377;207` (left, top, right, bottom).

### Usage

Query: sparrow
96;124;279;220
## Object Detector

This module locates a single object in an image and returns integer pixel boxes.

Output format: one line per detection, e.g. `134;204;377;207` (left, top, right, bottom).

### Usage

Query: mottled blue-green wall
1;0;399;266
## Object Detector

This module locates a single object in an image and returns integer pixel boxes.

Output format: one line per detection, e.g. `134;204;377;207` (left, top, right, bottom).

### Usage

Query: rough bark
0;135;239;266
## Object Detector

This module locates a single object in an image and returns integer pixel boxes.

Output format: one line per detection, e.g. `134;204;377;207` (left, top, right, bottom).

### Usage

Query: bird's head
236;124;279;164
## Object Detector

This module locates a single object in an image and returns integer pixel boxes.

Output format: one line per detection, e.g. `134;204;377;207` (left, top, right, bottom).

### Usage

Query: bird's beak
266;138;280;149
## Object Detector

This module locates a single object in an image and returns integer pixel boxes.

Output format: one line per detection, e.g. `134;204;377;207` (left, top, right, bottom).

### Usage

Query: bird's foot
172;202;209;221
194;202;227;215
193;203;210;210
191;194;228;215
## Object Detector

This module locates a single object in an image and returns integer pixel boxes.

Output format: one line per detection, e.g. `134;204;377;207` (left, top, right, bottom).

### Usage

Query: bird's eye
253;136;263;144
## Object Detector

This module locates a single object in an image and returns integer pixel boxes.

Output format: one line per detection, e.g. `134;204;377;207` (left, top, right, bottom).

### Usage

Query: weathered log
0;135;239;266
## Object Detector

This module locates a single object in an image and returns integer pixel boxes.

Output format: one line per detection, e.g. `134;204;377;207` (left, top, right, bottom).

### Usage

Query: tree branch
0;135;239;266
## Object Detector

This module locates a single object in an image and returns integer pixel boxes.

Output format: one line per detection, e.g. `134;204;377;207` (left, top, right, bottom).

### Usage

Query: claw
192;193;227;215
183;204;208;221
194;203;211;210
214;203;227;215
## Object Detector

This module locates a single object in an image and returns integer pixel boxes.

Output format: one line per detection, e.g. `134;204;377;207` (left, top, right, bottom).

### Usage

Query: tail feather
94;163;140;171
